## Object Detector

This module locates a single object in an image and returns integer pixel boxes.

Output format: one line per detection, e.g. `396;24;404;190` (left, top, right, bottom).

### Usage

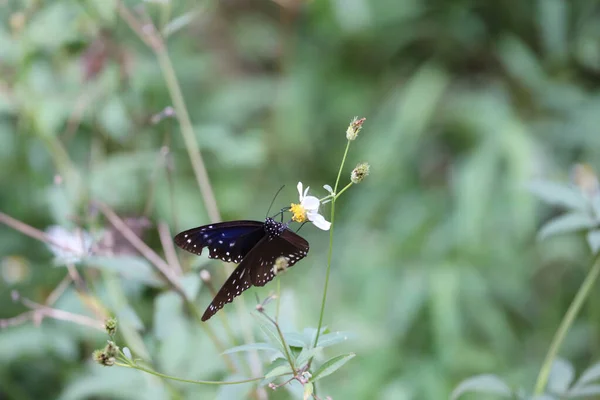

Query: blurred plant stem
115;2;263;383
534;254;600;395
313;140;351;350
116;361;271;386
116;1;220;224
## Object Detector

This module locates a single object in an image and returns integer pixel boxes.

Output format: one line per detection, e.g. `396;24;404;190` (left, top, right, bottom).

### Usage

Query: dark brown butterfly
174;217;309;321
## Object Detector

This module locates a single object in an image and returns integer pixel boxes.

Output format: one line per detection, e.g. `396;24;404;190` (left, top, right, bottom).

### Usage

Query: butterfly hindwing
174;221;265;263
250;229;309;287
200;252;256;321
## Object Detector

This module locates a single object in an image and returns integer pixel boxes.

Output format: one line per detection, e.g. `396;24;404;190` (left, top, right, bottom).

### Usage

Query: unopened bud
93;349;115;367
104;317;117;337
351;162;370;184
105;340;119;358
273;256;289;275
346;116;366;141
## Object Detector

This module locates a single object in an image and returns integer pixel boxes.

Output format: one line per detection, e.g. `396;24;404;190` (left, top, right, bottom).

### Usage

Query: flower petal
297;182;304;199
301;196;320;211
323;184;334;194
308;213;331;231
304;186;310;198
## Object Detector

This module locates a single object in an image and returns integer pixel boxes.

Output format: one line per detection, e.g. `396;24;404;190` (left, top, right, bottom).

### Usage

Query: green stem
275;319;298;376
534;254;600;395
116;362;270;386
334;141;351;193
335;182;353;200
154;46;221;224
312;140;351;350
276;278;282;323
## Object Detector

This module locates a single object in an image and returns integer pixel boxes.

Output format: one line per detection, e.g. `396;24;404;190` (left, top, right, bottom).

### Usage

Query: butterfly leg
295;221;308;233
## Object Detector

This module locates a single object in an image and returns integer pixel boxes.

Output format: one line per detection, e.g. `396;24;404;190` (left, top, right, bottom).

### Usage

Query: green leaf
310;353;355;382
568;384;600;397
252;312;291;357
295;347;322;368
84;256;163;286
450;374;512;400
572;362;600;388
223;342;280;355
180;273;201;301
265;364;293;379
303;382;314;400
537;212;597;240
316;331;352;348
547;358;574;394
587;230;600;254
529;180;588;211
99;97;131;141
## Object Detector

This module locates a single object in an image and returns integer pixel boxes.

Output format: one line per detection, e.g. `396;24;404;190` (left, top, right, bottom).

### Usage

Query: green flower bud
104;317;117;337
351;162;370;184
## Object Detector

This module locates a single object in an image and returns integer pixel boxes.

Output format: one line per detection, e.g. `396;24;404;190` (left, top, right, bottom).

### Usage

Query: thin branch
116;0;220;223
94;200;184;295
0;295;105;331
94;200;235;371
0;211;78;254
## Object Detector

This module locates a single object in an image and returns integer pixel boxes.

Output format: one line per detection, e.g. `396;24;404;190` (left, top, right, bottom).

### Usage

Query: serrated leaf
450;374;512;400
265;364;293;379
295;347;322;368
310;353;355;382
529;181;588;211
587;230;600;254
223;343;280;355
568;384;600;397
548;358;574;394
537;212;597;241
573;362;600;388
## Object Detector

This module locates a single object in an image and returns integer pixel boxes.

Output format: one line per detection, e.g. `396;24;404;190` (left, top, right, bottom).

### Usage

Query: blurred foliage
2;0;600;399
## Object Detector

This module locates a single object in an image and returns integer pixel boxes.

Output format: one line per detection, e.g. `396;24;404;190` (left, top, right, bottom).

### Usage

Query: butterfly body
174;218;309;321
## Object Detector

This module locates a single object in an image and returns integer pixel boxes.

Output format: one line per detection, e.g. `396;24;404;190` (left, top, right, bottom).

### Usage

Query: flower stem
116;362;271;385
312;200;335;351
335;182;353;200
334;141;351;193
533;254;600;395
312;140;351;349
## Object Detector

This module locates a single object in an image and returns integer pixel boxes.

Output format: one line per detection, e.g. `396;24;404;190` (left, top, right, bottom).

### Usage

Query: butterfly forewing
174;221;265;263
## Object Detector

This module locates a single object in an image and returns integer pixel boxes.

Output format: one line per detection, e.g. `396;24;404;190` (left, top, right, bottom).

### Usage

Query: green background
1;0;600;399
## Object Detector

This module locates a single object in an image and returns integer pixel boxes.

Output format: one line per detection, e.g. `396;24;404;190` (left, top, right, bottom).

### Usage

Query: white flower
290;182;331;230
46;225;93;265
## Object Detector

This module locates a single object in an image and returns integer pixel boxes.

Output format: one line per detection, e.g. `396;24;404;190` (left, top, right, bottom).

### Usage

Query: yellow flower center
290;203;307;223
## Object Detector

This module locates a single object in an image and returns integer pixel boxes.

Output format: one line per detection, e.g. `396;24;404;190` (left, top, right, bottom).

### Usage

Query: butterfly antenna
266;185;285;219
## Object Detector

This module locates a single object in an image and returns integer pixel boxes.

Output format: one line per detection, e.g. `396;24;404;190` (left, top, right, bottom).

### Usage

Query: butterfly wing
201;229;309;321
200;245;257;321
174;221;265;263
250;229;310;287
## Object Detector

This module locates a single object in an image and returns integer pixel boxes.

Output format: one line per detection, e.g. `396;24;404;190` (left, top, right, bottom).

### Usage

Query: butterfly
174;217;309;321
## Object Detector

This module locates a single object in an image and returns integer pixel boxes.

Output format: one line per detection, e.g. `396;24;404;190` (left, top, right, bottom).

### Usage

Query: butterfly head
264;217;286;238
